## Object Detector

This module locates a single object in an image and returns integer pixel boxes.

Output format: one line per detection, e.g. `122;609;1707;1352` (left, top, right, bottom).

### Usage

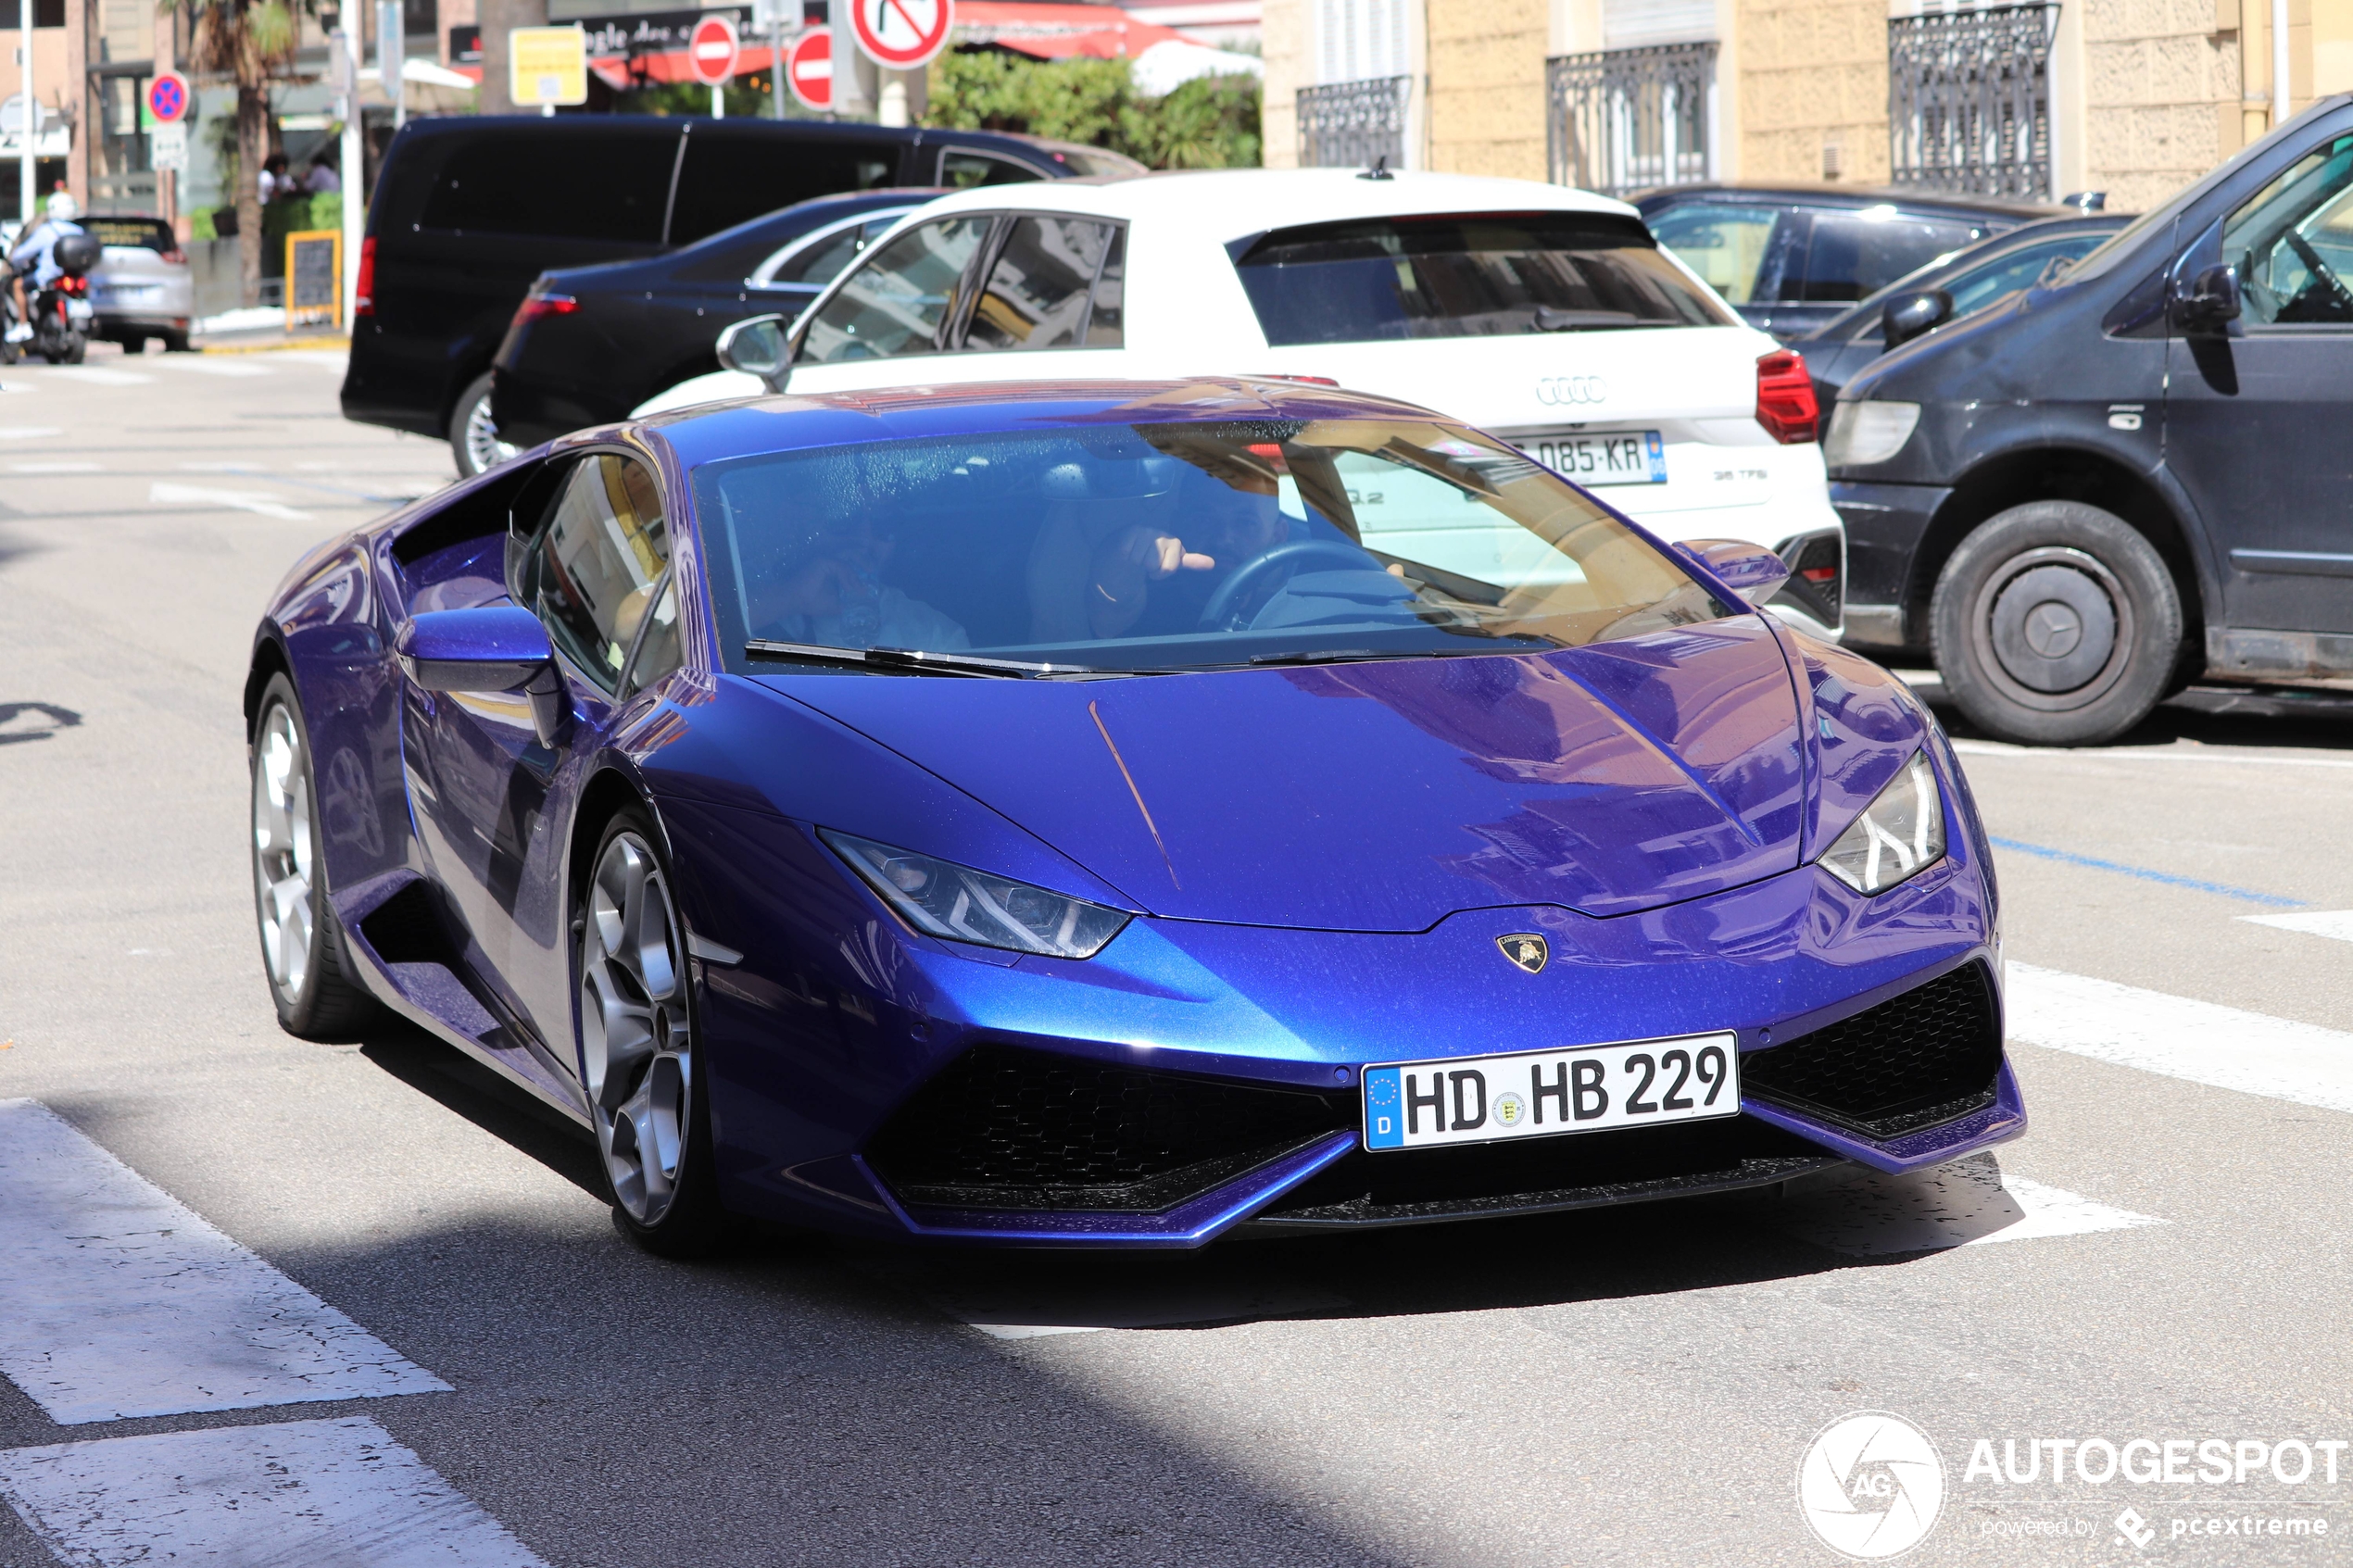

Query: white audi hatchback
637;168;1847;635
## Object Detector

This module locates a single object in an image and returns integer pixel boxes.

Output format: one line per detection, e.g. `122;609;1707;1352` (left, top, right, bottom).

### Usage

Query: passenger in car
744;506;971;652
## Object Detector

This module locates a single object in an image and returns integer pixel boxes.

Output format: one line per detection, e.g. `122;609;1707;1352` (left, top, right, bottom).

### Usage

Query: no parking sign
849;0;952;70
145;71;192;125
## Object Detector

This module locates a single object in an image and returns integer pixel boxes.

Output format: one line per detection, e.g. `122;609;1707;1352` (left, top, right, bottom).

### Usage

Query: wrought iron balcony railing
1546;42;1717;196
1888;3;2059;201
1299;74;1412;170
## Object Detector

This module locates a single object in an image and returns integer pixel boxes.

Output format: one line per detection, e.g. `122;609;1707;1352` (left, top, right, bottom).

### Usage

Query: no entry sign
786;28;833;110
145;71;192;125
688;15;741;86
849;0;952;70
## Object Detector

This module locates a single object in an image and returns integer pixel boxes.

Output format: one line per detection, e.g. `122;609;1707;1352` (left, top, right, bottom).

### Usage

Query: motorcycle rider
6;192;82;345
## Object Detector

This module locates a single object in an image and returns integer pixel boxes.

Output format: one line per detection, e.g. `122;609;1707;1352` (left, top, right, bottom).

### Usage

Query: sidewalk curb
192;336;352;356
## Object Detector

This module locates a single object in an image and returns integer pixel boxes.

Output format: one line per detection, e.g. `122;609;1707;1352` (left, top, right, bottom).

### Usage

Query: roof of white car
914;167;1636;241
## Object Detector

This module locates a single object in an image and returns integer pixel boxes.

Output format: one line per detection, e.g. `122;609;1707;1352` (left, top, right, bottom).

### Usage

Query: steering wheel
2283;232;2353;313
1197;539;1383;630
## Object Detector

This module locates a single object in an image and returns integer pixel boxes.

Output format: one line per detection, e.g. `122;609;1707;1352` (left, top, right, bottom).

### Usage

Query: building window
1545;42;1717;196
1316;0;1409;85
1887;3;2059;200
1299;75;1411;169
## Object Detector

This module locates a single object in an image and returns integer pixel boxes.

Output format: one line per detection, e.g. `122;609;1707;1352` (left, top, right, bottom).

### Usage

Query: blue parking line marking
1989;837;2306;909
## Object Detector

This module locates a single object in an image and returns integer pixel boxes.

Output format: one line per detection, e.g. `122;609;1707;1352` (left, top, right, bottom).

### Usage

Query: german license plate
65;300;94;321
1523;430;1667;485
1363;1034;1739;1150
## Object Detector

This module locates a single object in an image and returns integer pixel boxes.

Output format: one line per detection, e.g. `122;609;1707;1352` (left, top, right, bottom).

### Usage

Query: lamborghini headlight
1819;750;1946;895
821;830;1130;959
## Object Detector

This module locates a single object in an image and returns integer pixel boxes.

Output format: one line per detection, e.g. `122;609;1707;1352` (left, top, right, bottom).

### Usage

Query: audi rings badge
1535;376;1609;408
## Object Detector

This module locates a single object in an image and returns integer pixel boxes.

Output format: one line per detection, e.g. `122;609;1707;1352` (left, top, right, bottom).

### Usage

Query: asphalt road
3;344;2350;1567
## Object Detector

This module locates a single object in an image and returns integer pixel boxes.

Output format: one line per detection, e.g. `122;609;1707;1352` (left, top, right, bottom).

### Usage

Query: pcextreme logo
1798;1411;1946;1560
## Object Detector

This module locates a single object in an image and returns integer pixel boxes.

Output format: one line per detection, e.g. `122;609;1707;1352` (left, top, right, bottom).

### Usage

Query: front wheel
250;675;380;1038
577;809;725;1257
448;371;516;479
1930;501;2183;746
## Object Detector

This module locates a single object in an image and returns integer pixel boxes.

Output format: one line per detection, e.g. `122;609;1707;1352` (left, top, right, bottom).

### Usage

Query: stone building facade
1265;0;2348;214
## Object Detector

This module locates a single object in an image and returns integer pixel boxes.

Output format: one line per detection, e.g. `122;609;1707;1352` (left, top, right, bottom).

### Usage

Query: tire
250;675;380;1039
59;330;85;365
161;330;193;354
120;333;149;356
1930;501;2184;746
447;371;516;479
576;808;726;1258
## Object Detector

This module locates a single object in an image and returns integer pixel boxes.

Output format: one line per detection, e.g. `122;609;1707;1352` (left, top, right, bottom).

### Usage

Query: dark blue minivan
1827;94;2353;745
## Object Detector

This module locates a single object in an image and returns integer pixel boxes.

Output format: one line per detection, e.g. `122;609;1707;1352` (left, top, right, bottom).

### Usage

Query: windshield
1232;213;1734;346
697;417;1730;677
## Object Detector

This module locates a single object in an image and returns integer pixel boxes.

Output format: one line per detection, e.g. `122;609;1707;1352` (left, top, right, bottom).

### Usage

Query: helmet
45;193;78;221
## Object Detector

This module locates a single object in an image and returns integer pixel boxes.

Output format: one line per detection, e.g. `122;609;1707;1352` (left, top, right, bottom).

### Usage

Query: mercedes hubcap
579;834;691;1225
1970;546;2135;711
251;704;316;1003
464;397;516;475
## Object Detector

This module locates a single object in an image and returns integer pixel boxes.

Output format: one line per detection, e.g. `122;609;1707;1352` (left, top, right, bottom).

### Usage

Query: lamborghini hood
762;618;1808;932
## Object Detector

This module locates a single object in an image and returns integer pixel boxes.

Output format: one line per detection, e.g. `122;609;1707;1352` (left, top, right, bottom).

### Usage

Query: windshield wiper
1530;307;1663;332
745;640;1091;679
1239;645;1546;670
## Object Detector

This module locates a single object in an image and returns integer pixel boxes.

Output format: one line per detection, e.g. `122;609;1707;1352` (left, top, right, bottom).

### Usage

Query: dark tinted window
1235;213;1732;346
1799;209;1984;303
759;215;905;287
964;217;1120;351
667;130;898;245
941;150;1045;189
418;129;678;243
85;217;175;251
1647;203;1780;304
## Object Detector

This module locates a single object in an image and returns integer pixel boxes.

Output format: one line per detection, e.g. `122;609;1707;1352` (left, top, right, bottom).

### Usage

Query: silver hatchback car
83;215;194;353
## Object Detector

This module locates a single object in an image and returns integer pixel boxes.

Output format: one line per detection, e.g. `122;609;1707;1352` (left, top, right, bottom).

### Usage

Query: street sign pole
19;0;32;231
376;0;406;129
337;33;363;322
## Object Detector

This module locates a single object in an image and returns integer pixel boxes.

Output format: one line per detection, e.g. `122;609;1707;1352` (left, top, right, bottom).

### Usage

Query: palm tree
176;0;308;305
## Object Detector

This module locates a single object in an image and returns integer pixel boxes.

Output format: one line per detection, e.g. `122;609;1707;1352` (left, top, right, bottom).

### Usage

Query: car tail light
160;246;186;265
354;236;375;317
515;291;579;323
58;275;86;295
1755;350;1819;445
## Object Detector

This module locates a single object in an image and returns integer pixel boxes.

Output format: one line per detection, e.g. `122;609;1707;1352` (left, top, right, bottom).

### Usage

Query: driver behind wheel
1078;453;1293;640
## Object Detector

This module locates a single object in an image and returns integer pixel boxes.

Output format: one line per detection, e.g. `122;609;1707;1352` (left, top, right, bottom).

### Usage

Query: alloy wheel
251;702;317;1004
579;833;693;1226
462;393;517;476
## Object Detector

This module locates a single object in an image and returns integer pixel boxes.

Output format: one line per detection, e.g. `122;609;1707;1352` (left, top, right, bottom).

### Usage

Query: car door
785;212;1127;395
403;451;685;1047
2162;127;2353;635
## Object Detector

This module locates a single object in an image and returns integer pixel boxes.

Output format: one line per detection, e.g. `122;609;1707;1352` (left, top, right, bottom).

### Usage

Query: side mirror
396;607;568;747
1674;538;1793;601
2174;263;2241;332
715;314;792;392
1880;288;1954;349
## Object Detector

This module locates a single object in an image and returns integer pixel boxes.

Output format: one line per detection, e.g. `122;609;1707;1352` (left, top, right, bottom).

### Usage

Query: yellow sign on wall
510;26;590;107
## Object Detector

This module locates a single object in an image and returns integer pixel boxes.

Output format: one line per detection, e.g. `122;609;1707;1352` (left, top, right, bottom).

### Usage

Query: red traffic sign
145;71;192;125
849;0;952;69
687;15;741;86
786;28;833;111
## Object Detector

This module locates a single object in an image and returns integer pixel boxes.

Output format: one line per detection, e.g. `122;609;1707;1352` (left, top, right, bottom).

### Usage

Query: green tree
174;0;310;305
924;51;1259;169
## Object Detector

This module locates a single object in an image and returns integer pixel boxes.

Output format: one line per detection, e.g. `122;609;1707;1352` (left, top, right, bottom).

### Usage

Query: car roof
881;167;1639;244
639;376;1451;470
1629;181;2069;221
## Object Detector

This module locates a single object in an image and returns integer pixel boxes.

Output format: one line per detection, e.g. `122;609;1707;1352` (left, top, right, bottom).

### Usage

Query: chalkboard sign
283;230;342;330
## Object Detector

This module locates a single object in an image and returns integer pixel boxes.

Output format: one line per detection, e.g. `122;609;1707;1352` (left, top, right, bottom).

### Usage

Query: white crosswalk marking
2007;963;2353;1113
148;357;272;377
0;1099;450;1424
0;1417;550;1567
1775;1156;2163;1259
2241;909;2353;945
148;480;312;521
43;367;153;386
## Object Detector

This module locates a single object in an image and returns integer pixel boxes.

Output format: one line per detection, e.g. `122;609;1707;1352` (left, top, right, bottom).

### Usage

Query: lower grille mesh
1742;960;2003;1137
867;1046;1350;1213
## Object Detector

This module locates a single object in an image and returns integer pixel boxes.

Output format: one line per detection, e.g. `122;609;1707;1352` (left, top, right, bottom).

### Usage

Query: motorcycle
20;232;105;366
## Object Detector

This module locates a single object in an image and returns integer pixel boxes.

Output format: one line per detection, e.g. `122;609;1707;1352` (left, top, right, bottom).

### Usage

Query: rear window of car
84;218;174;251
1232;212;1733;347
1796;208;1987;303
417;129;679;244
668;131;900;245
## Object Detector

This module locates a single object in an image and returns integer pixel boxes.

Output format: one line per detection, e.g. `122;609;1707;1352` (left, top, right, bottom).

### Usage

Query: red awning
949;2;1191;58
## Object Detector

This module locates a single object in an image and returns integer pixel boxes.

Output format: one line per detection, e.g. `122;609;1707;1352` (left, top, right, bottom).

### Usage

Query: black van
341;116;1137;472
1828;94;2353;745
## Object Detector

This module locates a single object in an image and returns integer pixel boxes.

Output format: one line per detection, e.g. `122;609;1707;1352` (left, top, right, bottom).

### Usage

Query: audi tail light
354;236;376;317
513;291;580;326
160;246;186;265
1755;350;1820;445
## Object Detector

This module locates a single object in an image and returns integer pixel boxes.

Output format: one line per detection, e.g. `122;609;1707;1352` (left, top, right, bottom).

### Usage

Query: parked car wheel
250;675;381;1038
577;809;726;1257
1931;500;2183;746
160;329;192;353
448;371;517;479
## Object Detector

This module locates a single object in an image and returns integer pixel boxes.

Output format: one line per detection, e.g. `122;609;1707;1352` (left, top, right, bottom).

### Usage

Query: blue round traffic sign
145;72;191;124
